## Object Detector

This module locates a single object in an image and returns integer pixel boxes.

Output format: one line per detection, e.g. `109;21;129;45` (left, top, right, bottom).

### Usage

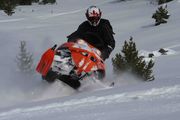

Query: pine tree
143;60;155;80
152;5;170;26
0;0;16;16
32;0;40;3
158;0;173;5
19;0;32;5
0;1;3;10
40;0;56;4
112;37;155;81
16;41;34;74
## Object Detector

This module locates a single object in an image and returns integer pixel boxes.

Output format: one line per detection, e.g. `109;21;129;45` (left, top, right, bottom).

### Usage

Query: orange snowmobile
36;34;105;89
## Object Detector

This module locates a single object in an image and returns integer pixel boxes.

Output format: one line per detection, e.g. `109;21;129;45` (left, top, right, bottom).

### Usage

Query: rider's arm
67;22;87;42
103;20;115;51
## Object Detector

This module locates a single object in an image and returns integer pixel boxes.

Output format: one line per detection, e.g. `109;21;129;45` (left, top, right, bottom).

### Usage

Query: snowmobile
36;33;106;89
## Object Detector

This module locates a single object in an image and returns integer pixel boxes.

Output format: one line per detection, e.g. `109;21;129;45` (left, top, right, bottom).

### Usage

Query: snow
0;0;180;120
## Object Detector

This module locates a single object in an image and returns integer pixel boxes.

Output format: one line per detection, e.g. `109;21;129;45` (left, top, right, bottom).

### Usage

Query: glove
101;45;113;60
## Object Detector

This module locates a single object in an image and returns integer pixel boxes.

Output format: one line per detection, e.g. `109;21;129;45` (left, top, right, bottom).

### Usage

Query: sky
0;0;180;120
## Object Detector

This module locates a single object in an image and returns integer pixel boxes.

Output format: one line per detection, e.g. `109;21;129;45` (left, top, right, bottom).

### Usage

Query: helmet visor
88;16;100;26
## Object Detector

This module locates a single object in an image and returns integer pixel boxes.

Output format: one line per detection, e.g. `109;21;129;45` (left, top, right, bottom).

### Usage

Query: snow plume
79;77;112;92
79;67;145;90
35;80;76;101
111;72;144;87
0;74;38;108
0;70;77;108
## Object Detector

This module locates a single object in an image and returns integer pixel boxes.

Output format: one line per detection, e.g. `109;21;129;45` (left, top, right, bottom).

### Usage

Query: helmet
86;6;102;26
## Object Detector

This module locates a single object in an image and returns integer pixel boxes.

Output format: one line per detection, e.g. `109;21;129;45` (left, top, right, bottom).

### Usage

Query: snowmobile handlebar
51;44;57;51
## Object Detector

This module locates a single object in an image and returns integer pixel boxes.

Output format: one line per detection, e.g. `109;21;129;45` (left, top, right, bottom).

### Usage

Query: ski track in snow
0;18;25;23
167;43;180;49
37;0;109;20
0;10;83;23
37;9;83;19
0;85;180;119
0;0;109;23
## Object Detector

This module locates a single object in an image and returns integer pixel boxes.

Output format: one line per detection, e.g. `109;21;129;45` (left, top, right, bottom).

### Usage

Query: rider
67;6;115;60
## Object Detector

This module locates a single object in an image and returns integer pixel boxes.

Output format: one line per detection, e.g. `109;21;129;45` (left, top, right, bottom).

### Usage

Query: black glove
101;46;113;60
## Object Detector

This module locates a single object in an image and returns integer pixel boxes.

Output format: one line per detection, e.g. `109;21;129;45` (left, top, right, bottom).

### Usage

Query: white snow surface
0;0;180;120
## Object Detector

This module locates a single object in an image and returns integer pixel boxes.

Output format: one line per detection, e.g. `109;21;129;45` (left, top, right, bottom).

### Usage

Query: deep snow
0;0;180;120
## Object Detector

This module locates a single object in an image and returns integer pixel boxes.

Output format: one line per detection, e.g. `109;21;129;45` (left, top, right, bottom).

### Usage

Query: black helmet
86;6;102;26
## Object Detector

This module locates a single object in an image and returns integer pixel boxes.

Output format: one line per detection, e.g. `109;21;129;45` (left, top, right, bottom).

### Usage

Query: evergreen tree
112;37;155;81
152;5;170;26
0;0;16;16
32;0;40;3
40;0;56;4
16;41;34;74
19;0;32;5
158;0;173;5
0;1;3;10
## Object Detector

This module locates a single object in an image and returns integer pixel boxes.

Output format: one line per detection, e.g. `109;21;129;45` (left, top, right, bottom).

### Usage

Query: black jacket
67;19;115;60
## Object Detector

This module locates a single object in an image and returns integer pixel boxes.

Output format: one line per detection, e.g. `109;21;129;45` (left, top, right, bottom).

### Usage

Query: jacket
67;19;115;60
